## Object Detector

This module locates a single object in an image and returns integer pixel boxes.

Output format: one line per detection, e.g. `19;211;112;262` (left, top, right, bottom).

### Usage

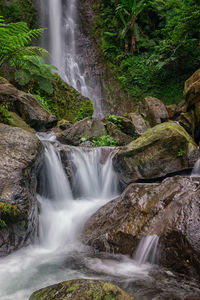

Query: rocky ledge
0;124;43;256
83;176;200;277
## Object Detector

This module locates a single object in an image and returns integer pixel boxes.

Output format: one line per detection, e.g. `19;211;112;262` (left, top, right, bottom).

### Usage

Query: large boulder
104;121;133;146
0;78;57;130
184;70;200;142
0;124;43;256
83;176;200;276
139;97;169;127
128;112;150;135
113;122;198;184
184;69;200;108
57;117;106;146
29;279;134;300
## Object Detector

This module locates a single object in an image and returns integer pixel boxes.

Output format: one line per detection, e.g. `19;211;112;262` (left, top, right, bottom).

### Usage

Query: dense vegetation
0;2;94;123
93;0;200;104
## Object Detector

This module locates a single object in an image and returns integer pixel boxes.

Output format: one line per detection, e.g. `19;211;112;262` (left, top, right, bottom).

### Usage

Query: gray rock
0;78;57;130
128;112;150;135
83;176;200;276
139;97;169;127
0;124;43;256
57;117;106;146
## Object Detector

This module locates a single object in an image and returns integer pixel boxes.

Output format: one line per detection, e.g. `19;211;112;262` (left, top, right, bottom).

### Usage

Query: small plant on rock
92;135;118;147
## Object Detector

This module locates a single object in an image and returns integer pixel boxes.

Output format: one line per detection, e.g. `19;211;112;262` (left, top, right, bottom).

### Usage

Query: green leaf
37;77;54;95
14;69;31;86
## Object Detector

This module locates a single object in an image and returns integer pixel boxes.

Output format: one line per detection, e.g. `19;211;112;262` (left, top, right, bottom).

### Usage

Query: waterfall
69;147;119;199
134;235;159;265
191;158;200;177
0;134;161;300
39;0;104;117
37;136;119;250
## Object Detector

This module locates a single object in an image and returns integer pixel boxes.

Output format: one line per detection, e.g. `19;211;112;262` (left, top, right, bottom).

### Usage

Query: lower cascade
1;133;198;300
0;134;159;299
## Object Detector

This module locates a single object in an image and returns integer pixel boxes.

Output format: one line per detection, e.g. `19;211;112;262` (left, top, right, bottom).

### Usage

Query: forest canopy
94;0;200;103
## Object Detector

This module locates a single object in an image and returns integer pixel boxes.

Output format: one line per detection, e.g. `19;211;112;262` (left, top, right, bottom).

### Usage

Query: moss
36;74;94;123
0;106;13;125
0;202;21;226
30;279;134;300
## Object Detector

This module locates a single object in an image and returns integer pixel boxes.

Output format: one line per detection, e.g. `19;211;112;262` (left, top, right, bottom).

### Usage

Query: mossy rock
40;74;94;123
113;122;198;184
29;279;134;300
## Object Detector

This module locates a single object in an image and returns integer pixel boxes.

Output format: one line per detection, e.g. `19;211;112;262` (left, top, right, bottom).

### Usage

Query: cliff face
77;0;137;115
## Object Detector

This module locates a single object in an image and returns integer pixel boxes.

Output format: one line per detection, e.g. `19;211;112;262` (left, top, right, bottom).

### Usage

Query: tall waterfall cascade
39;0;104;118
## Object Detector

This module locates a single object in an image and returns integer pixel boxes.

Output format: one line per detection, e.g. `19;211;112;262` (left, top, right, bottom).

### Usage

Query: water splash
191;158;200;177
134;235;159;265
69;147;119;199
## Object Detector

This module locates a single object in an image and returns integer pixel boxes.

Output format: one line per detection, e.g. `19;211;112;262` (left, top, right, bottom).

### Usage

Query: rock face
113;122;198;184
128;112;150;135
139;97;169;127
57;117;106;146
29;279;134;300
57;116;136;146
83;176;200;276
184;69;200;108
0;124;43;256
0;78;57;130
77;0;137;116
184;69;200;141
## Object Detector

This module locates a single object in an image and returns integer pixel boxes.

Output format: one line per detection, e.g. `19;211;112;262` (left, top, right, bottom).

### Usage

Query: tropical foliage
0;16;56;94
94;0;200;104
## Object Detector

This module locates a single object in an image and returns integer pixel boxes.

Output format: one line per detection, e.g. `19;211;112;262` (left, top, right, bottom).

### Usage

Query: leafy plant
75;100;94;122
34;94;51;111
178;148;183;157
0;16;56;94
116;0;148;53
108;115;123;129
0;105;13;125
92;135;119;147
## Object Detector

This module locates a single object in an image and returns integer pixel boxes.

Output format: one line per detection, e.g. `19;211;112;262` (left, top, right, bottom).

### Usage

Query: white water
40;0;104;117
134;235;159;265
0;135;158;299
191;158;200;177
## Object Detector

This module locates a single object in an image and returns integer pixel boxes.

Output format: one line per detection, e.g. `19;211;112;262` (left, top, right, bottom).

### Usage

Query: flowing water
191;158;200;177
0;134;200;299
39;0;104;117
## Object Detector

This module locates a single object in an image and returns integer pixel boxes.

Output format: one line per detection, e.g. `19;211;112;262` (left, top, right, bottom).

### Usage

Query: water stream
0;135;200;299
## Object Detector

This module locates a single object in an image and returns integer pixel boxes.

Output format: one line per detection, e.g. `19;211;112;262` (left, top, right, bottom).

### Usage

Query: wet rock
113;122;198;184
29;279;134;300
166;104;177;119
105;115;136;136
184;69;200;109
0;124;43;256
9;111;36;134
128;112;150;135
83;176;200;276
179;111;195;137
0;78;57;130
105;121;133;146
57;117;106;146
139;97;169;127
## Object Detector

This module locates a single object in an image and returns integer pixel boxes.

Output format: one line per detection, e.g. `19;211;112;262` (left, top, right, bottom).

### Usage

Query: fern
0;16;57;95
